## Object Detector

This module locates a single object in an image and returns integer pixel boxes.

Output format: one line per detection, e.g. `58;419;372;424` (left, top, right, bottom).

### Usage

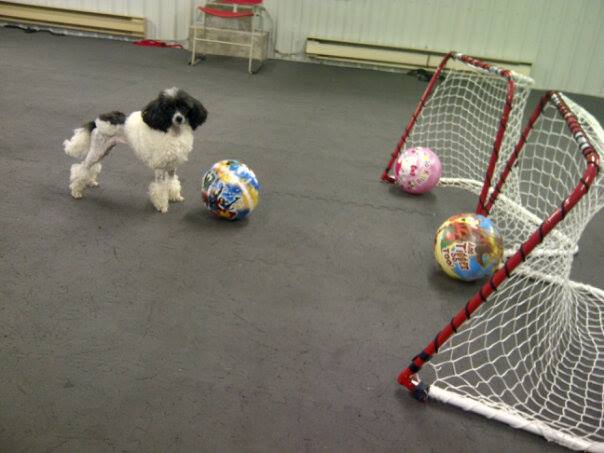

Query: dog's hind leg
167;170;184;203
70;130;120;199
149;169;170;213
87;162;102;187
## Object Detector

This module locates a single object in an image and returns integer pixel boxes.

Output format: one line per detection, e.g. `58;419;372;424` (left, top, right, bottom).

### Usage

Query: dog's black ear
186;96;208;130
142;95;173;132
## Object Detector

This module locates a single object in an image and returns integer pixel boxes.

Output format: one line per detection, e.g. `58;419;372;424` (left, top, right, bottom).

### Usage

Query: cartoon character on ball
434;213;503;281
395;147;442;194
201;160;260;220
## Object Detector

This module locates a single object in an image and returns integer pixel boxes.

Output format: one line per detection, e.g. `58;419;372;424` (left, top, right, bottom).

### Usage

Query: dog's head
142;87;208;132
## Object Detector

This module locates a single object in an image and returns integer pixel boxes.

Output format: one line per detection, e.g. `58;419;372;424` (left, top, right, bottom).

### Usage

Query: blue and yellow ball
434;213;504;281
201;160;260;220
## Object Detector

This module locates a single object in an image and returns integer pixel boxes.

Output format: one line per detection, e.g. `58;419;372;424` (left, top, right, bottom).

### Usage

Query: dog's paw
152;200;169;213
87;181;99;188
171;195;185;202
71;191;83;199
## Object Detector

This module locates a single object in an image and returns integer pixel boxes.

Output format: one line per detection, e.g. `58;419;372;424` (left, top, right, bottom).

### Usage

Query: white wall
6;0;604;96
264;0;604;97
4;0;197;39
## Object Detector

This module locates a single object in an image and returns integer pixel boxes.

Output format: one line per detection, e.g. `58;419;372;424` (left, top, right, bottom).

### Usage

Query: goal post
396;91;604;452
381;51;534;215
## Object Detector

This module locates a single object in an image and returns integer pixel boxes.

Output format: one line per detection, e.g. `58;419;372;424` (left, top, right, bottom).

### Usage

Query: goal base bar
428;385;604;452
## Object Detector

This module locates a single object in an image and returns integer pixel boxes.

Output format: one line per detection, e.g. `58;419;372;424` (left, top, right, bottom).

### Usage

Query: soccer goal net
397;91;604;452
382;52;534;215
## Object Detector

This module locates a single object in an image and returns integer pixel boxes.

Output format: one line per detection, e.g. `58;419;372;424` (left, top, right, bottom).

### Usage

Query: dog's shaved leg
167;169;184;203
149;169;170;213
70;131;119;199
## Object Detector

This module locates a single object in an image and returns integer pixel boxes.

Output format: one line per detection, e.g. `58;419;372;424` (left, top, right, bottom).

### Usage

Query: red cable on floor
133;40;183;49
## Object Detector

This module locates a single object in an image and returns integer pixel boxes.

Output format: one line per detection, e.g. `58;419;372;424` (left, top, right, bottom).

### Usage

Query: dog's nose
175;114;184;124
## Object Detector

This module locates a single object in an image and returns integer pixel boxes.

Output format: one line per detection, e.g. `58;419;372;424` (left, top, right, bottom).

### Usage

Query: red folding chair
190;0;265;74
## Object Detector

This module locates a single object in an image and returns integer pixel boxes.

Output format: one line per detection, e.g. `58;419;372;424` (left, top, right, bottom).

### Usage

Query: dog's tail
63;121;95;159
64;112;126;159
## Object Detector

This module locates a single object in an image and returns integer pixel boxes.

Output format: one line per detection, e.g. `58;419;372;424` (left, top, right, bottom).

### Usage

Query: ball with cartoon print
394;147;442;194
201;160;260;220
434;213;504;281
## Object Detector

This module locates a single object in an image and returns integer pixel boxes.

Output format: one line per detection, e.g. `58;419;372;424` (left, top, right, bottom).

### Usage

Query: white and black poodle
64;87;208;213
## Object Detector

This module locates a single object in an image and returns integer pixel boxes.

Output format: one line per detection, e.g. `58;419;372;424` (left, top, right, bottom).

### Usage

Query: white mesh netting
423;94;604;451
392;54;533;207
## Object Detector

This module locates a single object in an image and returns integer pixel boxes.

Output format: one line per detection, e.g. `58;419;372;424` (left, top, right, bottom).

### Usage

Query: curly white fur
63;88;207;212
63;127;91;159
149;177;171;213
168;174;184;202
124;112;193;170
95;118;123;136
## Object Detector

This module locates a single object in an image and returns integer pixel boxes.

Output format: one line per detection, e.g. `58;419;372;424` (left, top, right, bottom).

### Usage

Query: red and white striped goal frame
381;51;531;216
396;91;601;400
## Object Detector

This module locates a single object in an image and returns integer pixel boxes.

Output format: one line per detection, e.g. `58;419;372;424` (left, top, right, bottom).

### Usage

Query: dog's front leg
148;169;170;213
167;169;184;203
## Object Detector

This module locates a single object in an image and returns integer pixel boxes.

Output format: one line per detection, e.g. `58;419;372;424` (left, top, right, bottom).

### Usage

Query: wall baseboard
0;1;145;38
306;37;532;77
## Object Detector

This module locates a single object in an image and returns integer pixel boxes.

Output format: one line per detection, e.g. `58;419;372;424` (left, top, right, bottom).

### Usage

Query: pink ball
394;147;442;194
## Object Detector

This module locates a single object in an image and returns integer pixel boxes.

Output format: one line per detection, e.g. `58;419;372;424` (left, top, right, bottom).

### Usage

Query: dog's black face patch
99;111;126;125
142;89;207;132
142;96;174;132
184;95;208;130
